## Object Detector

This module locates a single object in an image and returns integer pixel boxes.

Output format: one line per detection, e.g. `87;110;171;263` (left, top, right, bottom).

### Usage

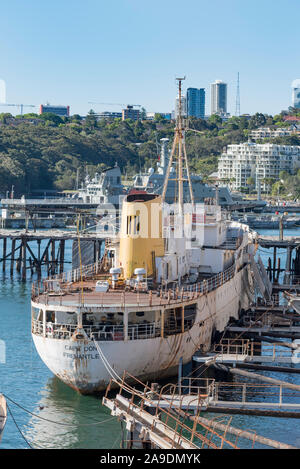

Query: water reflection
24;377;121;449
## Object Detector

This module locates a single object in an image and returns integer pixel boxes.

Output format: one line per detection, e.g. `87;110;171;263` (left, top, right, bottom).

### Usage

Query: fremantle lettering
63;344;99;360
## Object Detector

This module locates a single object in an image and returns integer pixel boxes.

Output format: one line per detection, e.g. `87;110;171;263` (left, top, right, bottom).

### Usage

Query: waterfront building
250;127;298;140
292;79;300;109
186;88;205;119
122;105;140;121
39;104;70;117
218;142;300;191
211;80;227;115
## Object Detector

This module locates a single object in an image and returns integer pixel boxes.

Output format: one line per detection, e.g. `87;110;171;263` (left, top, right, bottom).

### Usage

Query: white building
250;127;296;140
218;142;300;191
211;80;227;115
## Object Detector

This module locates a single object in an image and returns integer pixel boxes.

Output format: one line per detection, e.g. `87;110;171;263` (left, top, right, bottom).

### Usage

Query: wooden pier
0;229;105;280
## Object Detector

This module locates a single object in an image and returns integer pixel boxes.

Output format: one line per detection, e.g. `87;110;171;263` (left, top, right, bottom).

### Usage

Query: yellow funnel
119;193;164;279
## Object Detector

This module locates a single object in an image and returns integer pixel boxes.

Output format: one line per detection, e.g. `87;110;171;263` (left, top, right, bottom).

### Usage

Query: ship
31;79;258;394
232;213;300;230
132;138;266;212
77;164;125;208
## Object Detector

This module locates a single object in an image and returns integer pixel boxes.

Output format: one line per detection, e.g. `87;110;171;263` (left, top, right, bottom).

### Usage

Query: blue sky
0;0;299;116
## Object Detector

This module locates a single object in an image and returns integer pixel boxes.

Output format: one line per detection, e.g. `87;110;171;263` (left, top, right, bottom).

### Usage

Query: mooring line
4;394;116;427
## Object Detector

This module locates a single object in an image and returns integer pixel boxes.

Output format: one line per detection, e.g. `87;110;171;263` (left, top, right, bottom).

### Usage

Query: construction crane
88;102;141;108
0;103;37;115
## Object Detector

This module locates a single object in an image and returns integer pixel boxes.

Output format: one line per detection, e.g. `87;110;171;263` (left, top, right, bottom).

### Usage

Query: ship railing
213;338;251;357
31;319;161;341
180;263;236;295
162;377;216;397
49;261;101;283
107;372;235;449
212;381;300;407
31;261;103;297
31;319;44;336
31;262;240;307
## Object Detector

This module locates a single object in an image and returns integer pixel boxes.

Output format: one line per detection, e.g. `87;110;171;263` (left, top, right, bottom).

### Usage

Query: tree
40;112;64;126
84;109;97;130
249;113;266;129
208;114;222;127
140;107;147;120
246;176;255;193
0;113;13;124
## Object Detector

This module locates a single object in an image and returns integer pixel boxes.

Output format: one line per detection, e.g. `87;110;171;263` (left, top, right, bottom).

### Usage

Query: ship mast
161;77;194;213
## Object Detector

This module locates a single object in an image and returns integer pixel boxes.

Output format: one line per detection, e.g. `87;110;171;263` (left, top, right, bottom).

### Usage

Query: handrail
32;260;241;307
32;318;161;341
105;371;238;449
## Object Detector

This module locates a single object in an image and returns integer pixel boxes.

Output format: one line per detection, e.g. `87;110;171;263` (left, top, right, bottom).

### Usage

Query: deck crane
0;103;37;115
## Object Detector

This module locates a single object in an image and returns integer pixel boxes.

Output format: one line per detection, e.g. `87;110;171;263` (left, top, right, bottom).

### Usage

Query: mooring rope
6;402;34;449
4;394;116;427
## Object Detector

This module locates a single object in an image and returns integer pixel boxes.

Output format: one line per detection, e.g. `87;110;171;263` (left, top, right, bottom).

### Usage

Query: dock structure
103;372;245;449
0;196;104;231
257;234;300;286
0;229;105;280
193;338;300;366
103;373;299;449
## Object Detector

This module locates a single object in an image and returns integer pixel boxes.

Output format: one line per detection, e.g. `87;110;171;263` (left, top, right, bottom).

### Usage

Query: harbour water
0;229;300;449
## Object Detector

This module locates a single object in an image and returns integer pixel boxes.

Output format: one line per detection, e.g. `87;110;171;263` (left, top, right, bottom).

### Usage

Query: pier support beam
51;240;56;276
2;238;6;273
10;239;15;276
284;246;292;285
59;240;65;274
21;239;26;281
272;246;277;282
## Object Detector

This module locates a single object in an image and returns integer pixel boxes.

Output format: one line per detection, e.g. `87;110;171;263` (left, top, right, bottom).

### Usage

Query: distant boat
0;394;7;443
235;214;300;229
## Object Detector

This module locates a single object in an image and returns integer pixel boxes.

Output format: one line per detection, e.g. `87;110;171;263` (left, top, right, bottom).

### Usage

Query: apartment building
250;127;297;140
218;142;300;191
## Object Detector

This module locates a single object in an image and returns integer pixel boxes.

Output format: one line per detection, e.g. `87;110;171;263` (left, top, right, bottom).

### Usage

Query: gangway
193;338;300;365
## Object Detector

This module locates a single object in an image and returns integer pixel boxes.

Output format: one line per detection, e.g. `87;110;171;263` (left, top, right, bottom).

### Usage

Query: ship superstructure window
134;214;140;234
127;215;140;235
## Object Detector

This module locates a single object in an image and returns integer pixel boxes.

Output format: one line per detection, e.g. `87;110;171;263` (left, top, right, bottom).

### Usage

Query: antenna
162;77;194;214
235;72;240;116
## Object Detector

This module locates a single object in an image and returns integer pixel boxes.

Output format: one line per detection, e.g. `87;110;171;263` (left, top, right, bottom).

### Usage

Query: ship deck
32;279;200;310
31;262;238;311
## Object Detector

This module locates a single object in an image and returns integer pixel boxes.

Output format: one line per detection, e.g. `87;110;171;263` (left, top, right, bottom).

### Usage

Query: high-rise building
39;104;70;117
122;105;140;121
186;88;205;119
211;80;227;115
292;79;300;109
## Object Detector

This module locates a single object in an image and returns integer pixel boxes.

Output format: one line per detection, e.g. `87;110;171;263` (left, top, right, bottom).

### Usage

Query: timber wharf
0;229;105;280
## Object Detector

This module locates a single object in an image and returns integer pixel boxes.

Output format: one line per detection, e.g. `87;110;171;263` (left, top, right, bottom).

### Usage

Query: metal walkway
193;338;300;365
